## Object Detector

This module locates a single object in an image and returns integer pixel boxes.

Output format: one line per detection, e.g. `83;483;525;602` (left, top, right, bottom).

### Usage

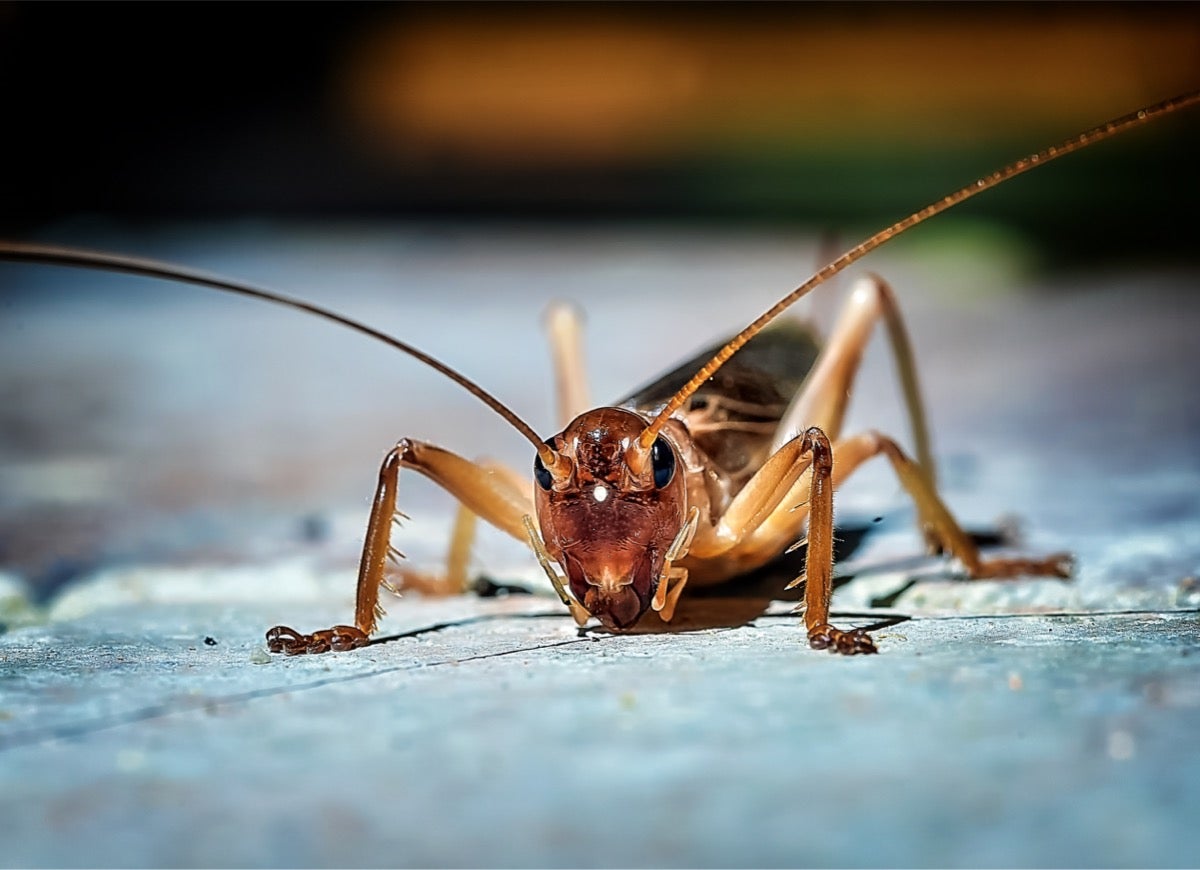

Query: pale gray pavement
1;227;1198;867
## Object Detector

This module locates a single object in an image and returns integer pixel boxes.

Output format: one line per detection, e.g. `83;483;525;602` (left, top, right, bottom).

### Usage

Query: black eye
534;441;555;491
650;435;676;488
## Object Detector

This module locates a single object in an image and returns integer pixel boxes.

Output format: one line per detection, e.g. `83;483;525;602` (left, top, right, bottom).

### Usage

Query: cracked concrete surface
2;587;1198;868
1;227;1198;867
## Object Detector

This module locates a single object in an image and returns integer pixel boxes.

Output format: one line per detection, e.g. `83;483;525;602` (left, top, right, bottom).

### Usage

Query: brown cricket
3;90;1196;656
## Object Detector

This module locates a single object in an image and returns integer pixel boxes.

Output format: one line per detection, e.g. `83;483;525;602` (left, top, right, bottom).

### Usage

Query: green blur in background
2;2;1198;269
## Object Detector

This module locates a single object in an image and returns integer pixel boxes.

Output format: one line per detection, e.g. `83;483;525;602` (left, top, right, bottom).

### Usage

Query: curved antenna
635;89;1200;452
0;241;567;471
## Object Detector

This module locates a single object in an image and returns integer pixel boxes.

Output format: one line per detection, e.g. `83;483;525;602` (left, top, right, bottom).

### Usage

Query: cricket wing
619;319;822;491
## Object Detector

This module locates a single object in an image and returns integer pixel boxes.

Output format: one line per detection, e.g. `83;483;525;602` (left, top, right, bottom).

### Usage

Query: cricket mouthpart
568;550;658;630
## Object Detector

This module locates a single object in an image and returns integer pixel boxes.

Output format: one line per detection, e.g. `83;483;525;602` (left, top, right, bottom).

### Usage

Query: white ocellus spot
593;485;609;503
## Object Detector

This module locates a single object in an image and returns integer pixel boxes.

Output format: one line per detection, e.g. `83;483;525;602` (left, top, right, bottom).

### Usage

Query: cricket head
533;407;687;629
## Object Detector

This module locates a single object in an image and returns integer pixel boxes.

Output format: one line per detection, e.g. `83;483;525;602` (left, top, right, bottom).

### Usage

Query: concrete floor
1;226;1198;867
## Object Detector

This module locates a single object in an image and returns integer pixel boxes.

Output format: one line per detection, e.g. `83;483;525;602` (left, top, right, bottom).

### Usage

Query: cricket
3;90;1196;657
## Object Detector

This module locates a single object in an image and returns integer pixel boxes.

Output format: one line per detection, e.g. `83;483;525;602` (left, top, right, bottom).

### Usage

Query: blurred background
1;2;1198;599
4;9;1200;866
3;1;1198;263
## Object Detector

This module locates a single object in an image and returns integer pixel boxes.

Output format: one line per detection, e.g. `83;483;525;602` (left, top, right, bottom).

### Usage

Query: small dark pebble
204;636;218;646
299;513;330;544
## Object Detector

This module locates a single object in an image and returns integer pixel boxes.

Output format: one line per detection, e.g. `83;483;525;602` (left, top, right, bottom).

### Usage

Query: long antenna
635;89;1200;452
0;242;565;470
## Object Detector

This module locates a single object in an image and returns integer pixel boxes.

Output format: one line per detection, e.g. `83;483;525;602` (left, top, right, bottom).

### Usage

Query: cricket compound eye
533;452;553;491
650;435;676;489
534;438;565;491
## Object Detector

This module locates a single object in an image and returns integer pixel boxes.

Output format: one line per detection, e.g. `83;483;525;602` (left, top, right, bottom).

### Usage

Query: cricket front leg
266;439;533;655
789;430;877;654
688;427;876;654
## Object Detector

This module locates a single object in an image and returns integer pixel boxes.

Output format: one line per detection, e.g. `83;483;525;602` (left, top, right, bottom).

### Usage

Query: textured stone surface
1;584;1198;868
1;227;1198;867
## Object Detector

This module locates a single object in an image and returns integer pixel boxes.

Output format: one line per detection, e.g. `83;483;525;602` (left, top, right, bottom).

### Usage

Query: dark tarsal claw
974;551;1076;581
265;625;306;655
807;624;878;656
808;626;833;650
266;624;369;655
838;627;878;655
325;625;370;652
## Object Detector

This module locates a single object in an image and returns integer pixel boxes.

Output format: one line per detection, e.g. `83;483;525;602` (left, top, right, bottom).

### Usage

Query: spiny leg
687;422;1068;654
828;431;1072;579
791;429;877;654
266;439;534;655
682;274;917;634
686;427;874;654
681;270;1070;651
392;461;529;597
732;271;1069;576
710;428;1070;654
688;426;816;559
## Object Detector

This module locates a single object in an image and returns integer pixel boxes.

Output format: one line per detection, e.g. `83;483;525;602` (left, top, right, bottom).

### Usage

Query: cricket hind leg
693;425;1068;656
829;431;1073;579
741;428;1068;654
266;439;533;655
544;300;591;429
776;272;1067;560
687;275;1070;652
783;272;1072;577
776;272;935;484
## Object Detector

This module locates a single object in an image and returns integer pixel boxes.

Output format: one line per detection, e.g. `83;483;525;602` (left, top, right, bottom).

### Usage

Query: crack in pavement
2;607;1193;752
0;632;602;752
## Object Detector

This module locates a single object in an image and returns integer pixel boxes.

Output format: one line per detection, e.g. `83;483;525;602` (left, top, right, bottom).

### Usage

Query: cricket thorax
533;407;688;629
